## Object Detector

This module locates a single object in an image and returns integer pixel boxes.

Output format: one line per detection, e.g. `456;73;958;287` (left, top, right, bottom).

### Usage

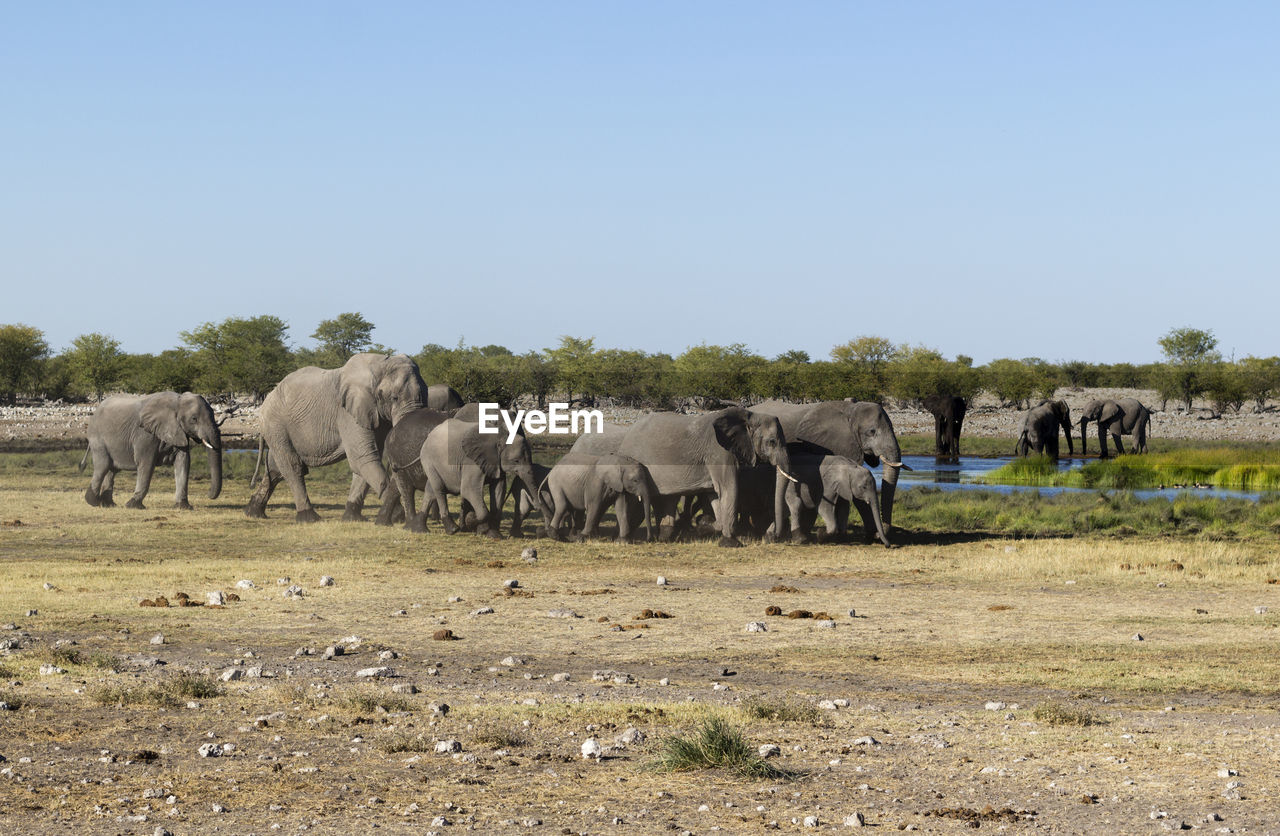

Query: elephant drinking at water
1014;399;1074;460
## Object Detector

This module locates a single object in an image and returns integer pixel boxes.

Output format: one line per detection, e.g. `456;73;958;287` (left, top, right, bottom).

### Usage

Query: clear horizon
5;3;1278;366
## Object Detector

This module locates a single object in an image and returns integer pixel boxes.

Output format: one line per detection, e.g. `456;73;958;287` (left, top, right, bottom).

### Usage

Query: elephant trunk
876;436;903;532
771;446;795;538
207;444;223;500
1078;419;1089;455
641;488;653;542
867;488;891;547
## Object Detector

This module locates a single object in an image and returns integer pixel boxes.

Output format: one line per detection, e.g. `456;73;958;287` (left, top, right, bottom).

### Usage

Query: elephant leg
342;472;370;521
266;437;319;522
424;467;458;534
786;490;809;544
126;455;157;509
375;475;403;527
815;498;841;544
848;498;878;545
833;497;851;539
100;470;116;507
1097;426;1110;458
548;489;571;541
655;497;680;542
1111;431;1126;456
86;453;111;507
245;468;283;519
466;480;497;538
712;473;742;548
172;448;193;510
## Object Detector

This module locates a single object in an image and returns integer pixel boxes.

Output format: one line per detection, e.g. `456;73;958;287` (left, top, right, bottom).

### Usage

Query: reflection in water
870;455;1277;503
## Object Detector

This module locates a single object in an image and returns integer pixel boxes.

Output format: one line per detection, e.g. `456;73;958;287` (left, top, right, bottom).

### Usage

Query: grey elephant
426;383;464;411
544;451;654;542
1079;398;1150;457
419;417;549;537
753;399;905;537
1014;399;1074;460
922;394;966;458
245;353;427;522
373;406;457;530
617;407;793;548
779;453;889;547
568;420;631;455
81;391;223;510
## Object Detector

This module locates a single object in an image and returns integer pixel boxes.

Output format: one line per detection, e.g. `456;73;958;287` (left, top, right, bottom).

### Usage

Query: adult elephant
922;394;967;458
81;392;223;510
617;407;792;548
753;400;905;535
245;353;426;522
1079;398;1150;457
418;417;549;537
568;421;631;455
544;452;654;542
1014;399;1074;460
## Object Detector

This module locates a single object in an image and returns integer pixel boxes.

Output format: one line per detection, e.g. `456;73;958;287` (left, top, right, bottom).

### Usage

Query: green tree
66;332;124;400
830;335;896;398
0;323;51;404
983;358;1038;408
1238;356;1280;411
309;312;377;366
181;315;293;402
884;345;948;405
673;343;766;400
1203;361;1246;414
1158;327;1220;410
545;336;598;402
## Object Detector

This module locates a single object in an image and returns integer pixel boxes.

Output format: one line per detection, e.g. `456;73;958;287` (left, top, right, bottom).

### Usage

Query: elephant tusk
778;466;799;484
881;460;912;471
202;440;215;450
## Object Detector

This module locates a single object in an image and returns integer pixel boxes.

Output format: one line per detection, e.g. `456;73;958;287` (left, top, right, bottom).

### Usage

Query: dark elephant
754;400;905;536
1079;398;1150;457
245;353;427;522
780;453;889;547
81;392;223;510
426;384;464;411
1014;399;1074;460
617;407;793;548
373;406;457;530
922;394;967;458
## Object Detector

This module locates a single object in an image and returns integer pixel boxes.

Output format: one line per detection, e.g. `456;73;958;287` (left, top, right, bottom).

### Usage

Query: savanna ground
4;409;1280;834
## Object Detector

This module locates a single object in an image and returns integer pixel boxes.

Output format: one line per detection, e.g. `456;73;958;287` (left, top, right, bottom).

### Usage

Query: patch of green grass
472;722;529;749
35;645;117;671
739;696;822;725
651;717;793;780
378;733;435;754
983;448;1280;492
339;691;415;715
1032;701;1103;727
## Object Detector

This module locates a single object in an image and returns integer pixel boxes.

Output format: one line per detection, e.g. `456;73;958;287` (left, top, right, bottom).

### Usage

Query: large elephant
244;353;426;522
419;417;548;537
426;384;464;411
81;391;223;510
922;394;967;458
544;451;654;542
568;421;631;455
780;453;889;547
373;406;457;530
753;400;905;535
617;407;792;548
1014;399;1074;460
1079;398;1150;457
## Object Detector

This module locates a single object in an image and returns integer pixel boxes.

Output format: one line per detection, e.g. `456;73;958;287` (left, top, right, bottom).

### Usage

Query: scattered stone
392;683;418;695
745;622;768;633
503;579;519;589
434;739;461;754
431;816;450;827
658;677;670;686
547;608;581;618
615;727;645;747
581;738;603;760
318;576;335;587
277;577;290;585
356;667;392;679
985;701;1007;711
1133;633;1144;641
847;608;857;618
38;664;65;676
235;580;255;590
759;744;781;758
197;742;233;758
428;702;449;715
391;609;407;616
521;547;538;562
804;816;820;827
42;582;57;591
220;668;245;682
816;620;837;628
1255;606;1269;615
501;656;525;667
378;650;399;662
656;576;668;586
323;645;343;659
472;607;495;616
818;700;839;710
552;672;571;682
207;591;226;606
844;812;866;827
852;736;878;746
282;585;304;599
24;610;37;617
448;595;463;603
149;634;165;645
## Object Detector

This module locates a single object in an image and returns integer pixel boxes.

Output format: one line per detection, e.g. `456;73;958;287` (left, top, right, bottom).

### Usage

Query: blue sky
4;3;1277;364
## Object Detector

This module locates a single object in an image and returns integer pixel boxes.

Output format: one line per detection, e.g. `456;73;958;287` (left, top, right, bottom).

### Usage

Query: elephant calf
82;391;224;510
544;452;654;542
1014;399;1074;461
777;453;889;547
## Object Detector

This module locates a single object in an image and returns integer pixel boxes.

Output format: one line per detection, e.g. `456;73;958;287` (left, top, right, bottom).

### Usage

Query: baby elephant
780;453;890;547
544;452;654;542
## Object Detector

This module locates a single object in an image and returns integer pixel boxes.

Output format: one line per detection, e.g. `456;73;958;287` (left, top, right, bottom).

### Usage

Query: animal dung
764;606;782;616
432;629;458;641
770;585;800;593
787;610;813;619
633;609;672;620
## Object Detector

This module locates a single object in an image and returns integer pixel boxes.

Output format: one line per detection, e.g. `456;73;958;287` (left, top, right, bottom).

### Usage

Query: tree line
0;316;1275;414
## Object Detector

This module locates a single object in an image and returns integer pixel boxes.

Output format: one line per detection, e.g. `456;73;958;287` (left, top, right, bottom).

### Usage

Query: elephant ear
140;393;188;447
339;357;381;430
458;426;502;479
712;409;757;467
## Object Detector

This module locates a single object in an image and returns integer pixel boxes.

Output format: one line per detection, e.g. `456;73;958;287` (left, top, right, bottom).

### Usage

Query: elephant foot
125;497;145;510
84;488;101;507
657;525;677;543
295;509;322;524
373;510;393;527
99;493;115;508
174;500;194;511
479;524;501;540
791;531;811;545
341;502;364;522
244;503;267;519
509;525;525;539
717;536;744;549
404;514;429;534
387;504;406;525
440;517;459;535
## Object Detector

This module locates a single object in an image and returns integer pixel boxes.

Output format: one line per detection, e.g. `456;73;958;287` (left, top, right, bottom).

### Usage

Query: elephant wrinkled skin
779;453;889;547
1079;397;1150;457
1015;399;1074;460
544;451;654;542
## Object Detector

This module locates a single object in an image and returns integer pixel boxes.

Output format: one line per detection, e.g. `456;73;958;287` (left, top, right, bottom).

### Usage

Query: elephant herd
78;353;1152;545
79;353;904;548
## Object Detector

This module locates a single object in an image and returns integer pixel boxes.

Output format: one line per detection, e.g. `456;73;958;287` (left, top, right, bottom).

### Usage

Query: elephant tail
249;435;265;488
78;444;90;474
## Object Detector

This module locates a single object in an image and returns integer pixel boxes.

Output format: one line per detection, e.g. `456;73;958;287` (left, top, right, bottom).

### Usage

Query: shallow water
889;454;1279;502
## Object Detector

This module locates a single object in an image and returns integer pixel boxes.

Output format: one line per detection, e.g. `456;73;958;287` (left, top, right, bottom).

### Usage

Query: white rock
552;672;571;682
356;667;391;679
472;607;494;616
318;576;335;587
985;701;1006;711
378;650;399;661
235;580;255;590
434;739;461;754
207;591;226;606
282;585;304;599
220;668;244;682
759;744;781;758
816;620;837;629
745;621;768;633
581;738;603;760
38;664;65;676
1132;633;1144;641
501;656;524;667
448;595;463;603
197;743;227;758
521;547;538;562
656;576;668;586
615;727;645;746
804;816;820;827
276;577;290;585
817;700;839;710
852;736;878;746
844;812;866;827
150;634;165;645
1255;606;1268;615
1217;768;1237;778
503;579;519;589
